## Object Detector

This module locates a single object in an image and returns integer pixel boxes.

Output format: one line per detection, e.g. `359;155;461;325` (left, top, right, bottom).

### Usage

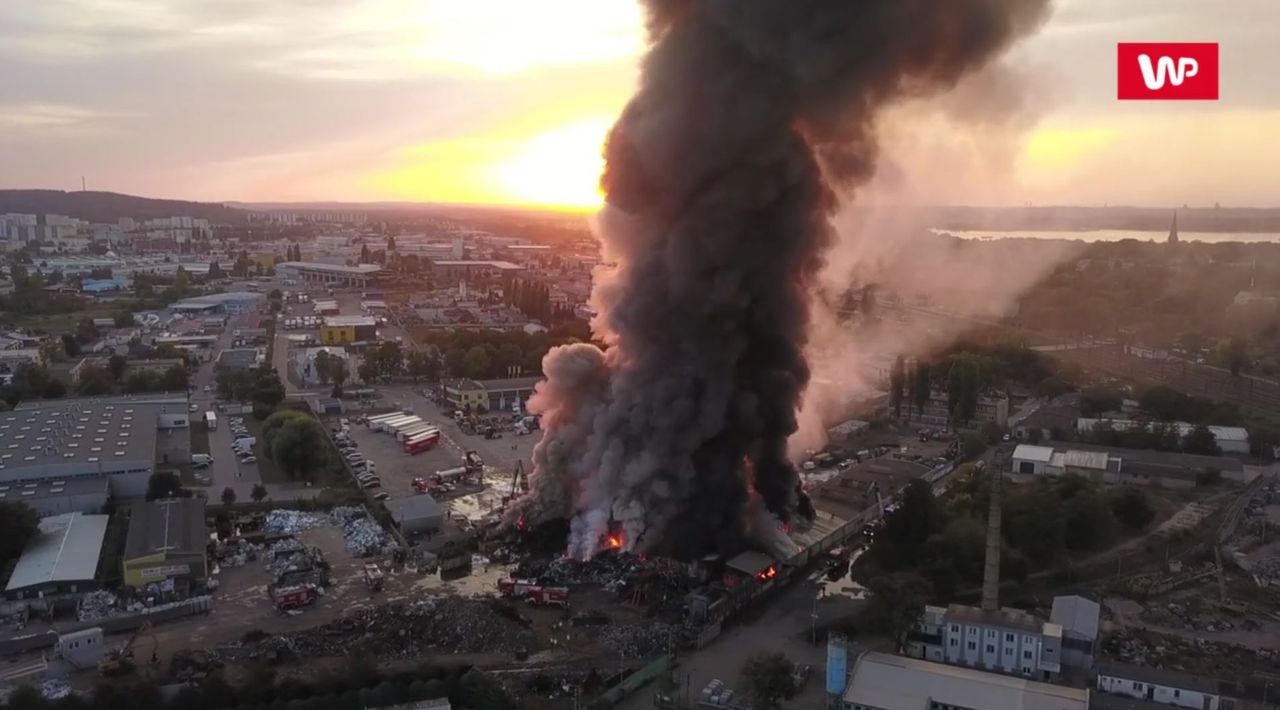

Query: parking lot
330;413;473;501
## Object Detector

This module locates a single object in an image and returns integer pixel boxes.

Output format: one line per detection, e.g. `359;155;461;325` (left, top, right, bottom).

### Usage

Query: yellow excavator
97;621;159;677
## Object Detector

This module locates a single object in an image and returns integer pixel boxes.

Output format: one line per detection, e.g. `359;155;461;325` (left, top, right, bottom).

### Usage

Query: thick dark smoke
513;0;1051;560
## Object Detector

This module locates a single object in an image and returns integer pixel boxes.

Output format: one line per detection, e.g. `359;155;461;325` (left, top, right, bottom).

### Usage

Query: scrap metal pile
262;507;391;558
256;596;540;659
598;622;681;660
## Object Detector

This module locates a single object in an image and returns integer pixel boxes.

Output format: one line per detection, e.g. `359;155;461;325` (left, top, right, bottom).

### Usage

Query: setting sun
495;119;611;209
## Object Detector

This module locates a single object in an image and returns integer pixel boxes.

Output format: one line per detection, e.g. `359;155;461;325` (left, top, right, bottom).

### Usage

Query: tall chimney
980;457;1004;612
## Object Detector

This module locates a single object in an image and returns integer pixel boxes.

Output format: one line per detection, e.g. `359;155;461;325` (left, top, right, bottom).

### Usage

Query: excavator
98;621;159;677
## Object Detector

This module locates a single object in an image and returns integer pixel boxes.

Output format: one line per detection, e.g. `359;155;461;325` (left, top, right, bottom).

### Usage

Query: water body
932;229;1280;244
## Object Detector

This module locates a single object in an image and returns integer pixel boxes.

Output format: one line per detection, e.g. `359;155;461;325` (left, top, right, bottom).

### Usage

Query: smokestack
981;459;1005;612
514;0;1052;560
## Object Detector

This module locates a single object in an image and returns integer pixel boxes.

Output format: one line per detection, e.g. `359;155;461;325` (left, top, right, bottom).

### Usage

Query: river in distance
932;229;1280;244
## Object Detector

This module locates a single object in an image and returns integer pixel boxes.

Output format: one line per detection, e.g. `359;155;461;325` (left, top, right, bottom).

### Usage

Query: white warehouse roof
844;652;1088;710
1012;444;1054;463
5;512;108;592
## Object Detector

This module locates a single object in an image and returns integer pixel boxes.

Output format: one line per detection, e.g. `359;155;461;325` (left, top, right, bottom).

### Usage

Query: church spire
1167;211;1179;244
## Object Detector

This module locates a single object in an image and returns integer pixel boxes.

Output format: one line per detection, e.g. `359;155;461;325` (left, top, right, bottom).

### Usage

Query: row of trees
76;361;189;397
215;367;286;416
855;474;1155;631
1081;420;1221;455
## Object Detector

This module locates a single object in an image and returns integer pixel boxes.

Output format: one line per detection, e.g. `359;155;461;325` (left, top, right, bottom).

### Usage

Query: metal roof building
122;498;209;589
384;494;445;535
843;651;1089;710
0;395;191;498
4;512;108;599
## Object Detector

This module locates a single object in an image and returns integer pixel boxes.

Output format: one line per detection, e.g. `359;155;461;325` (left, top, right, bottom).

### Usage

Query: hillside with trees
0;190;246;224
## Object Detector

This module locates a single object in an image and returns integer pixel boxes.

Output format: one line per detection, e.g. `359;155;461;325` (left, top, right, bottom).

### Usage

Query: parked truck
204;411;217;430
363;563;385;592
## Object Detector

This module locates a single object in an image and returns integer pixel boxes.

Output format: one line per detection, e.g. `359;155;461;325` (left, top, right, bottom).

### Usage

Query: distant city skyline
1;0;1278;208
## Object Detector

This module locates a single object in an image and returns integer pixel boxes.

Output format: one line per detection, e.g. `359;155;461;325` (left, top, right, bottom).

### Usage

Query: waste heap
77;590;120;622
257;596;540;660
597;622;682;660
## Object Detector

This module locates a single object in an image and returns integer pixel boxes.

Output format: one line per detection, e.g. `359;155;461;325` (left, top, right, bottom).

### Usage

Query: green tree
161;364;189;391
1109;488;1155;530
251;483;268;503
76;364;114;396
1081;387;1124;417
1182;424;1220;455
113;310;135;327
739;652;794;709
261;410;330;482
455;669;513;710
0;502;41;564
407;350;441;384
865;573;930;651
251;368;286;413
221;487;237;507
146;472;183;501
463;345;491;379
445;346;467;376
107;354;128;382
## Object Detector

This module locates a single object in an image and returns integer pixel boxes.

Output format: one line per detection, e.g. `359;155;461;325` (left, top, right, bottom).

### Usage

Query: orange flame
607;534;623;549
755;565;778;581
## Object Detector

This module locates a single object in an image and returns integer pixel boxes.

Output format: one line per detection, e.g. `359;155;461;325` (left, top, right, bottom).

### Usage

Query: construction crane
98;621;157;677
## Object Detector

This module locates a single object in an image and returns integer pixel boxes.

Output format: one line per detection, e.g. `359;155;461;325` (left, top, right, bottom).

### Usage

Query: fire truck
272;584;319;611
497;578;569;608
412;476;430;494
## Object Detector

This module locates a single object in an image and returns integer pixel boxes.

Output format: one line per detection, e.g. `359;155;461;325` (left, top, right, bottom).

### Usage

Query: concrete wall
24;490;109;517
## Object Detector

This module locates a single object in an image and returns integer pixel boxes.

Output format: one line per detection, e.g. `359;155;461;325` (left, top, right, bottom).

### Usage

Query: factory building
918;389;1011;428
320;315;378;345
121;498;209;590
1010;442;1245;488
908;604;1065;680
429;260;525;281
277;261;382;288
4;512;109;600
0;395;191;499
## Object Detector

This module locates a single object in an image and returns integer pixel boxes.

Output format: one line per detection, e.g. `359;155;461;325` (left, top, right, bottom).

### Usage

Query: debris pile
1104;628;1278;679
39;680;71;701
1139;601;1260;633
259;597;539;659
261;507;388;558
517;553;650;590
77;590;120;621
343;516;389;557
598;623;680;659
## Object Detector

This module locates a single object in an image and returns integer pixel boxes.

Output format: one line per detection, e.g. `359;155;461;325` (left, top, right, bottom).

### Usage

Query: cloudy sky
1;0;1277;208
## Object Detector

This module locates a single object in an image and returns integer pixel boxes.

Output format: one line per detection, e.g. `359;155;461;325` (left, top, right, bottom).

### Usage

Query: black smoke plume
513;0;1051;560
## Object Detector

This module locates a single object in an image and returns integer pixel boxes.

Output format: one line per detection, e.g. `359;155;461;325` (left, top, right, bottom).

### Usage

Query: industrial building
0;395;191;499
171;291;263;315
4;512;109;600
0;477;109;516
1050;596;1101;671
215;348;261;372
442;376;541;413
917;389;1011;428
909;604;1066;680
320;315;378;344
384;494;445;535
837;650;1089;710
277;261;382;288
121;498;209;589
1010;442;1245;487
1075;418;1250;455
429;260;524;281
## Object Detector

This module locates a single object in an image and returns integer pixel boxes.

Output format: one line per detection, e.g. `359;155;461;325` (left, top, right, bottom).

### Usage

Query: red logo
1117;43;1218;100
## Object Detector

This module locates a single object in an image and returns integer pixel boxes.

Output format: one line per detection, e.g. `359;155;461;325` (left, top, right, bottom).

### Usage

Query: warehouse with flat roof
0;395;191;498
277;261;382;288
122;498;209;589
4;512;109;600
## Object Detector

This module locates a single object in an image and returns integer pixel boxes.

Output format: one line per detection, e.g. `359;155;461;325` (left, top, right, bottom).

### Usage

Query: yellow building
443;379;488;412
319;315;377;345
122;499;208;590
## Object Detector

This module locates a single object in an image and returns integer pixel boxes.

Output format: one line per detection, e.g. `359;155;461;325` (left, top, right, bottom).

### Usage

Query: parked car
372;492;390;501
239;455;257;464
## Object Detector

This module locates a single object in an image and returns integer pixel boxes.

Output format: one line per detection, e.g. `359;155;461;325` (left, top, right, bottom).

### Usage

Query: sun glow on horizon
494;118;611;209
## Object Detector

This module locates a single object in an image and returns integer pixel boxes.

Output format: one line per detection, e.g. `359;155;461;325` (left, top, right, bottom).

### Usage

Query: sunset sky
1;0;1277;208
